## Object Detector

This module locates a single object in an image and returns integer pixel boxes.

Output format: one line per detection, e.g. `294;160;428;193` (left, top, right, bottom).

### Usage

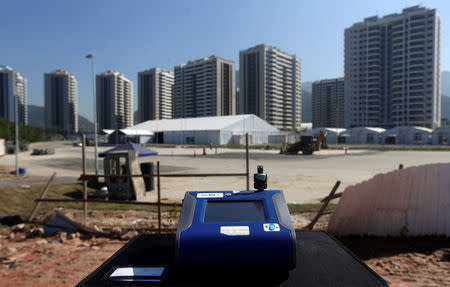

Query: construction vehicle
280;135;315;155
319;130;328;149
314;130;329;151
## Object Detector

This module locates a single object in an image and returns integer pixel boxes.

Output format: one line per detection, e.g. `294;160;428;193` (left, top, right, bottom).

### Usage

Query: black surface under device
77;231;388;287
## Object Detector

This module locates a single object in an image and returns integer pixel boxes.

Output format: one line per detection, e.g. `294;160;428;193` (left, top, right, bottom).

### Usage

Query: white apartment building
240;44;302;131
173;55;236;118
97;71;134;130
138;68;174;122
0;66;28;125
312;78;345;128
44;70;78;135
344;6;441;129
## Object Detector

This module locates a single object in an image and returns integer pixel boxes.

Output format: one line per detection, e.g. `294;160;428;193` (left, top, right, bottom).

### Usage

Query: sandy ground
1;141;449;204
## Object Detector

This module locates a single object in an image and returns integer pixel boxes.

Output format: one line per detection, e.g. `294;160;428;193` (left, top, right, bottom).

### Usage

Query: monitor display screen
204;200;266;222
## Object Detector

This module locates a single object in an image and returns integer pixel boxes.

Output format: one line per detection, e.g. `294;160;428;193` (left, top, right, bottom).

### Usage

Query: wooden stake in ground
303;180;341;230
28;172;57;222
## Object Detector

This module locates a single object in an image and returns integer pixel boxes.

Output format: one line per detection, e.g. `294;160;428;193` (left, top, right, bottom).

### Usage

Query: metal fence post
246;133;249;190
157;161;161;233
82;134;88;225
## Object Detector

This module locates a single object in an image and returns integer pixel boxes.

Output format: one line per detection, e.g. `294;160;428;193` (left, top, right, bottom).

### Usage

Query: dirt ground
342;237;450;287
0;234;123;287
0;209;448;287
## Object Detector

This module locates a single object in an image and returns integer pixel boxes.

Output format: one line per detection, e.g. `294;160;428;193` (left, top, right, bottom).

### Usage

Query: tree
0;117;55;143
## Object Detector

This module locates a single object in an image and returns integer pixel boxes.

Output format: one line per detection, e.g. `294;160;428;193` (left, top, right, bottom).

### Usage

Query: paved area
1;141;449;203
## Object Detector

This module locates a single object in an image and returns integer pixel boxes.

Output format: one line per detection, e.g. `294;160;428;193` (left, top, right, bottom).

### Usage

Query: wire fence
30;134;251;233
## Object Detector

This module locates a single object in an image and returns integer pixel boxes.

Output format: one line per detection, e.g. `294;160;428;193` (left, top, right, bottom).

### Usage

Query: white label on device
220;226;250;236
263;223;280;232
110;267;165;278
197;192;223;198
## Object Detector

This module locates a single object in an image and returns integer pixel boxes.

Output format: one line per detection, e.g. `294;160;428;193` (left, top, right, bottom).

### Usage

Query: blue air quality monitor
176;166;296;270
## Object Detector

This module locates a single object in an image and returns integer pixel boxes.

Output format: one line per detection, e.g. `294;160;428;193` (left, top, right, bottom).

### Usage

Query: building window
186;136;195;144
413;133;423;144
366;133;375;144
438;132;448;145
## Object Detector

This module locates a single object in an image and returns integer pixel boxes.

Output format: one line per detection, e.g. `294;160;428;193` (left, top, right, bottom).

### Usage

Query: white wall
220;131;275;145
161;130;275;145
163;130;220;145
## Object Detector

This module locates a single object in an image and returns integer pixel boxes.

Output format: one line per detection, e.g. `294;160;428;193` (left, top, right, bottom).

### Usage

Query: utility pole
15;93;19;175
86;54;99;175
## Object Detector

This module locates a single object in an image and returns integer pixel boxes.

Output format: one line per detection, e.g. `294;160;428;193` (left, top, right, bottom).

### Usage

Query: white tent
125;114;279;145
344;127;386;144
381;126;432;145
309;128;347;144
432;127;450;145
300;123;312;131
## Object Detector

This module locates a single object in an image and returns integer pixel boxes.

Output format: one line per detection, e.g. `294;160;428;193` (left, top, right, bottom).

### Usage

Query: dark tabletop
77;231;388;287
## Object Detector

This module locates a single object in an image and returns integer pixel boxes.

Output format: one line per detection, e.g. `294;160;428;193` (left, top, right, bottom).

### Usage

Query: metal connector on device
254;165;267;192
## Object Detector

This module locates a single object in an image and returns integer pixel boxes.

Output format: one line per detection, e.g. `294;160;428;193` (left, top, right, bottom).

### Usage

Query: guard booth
99;143;158;200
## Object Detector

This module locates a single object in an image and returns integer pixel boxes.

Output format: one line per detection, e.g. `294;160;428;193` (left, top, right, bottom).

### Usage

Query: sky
1;0;449;120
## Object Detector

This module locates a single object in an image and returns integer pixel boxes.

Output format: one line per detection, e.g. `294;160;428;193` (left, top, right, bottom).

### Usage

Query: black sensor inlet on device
254;165;267;192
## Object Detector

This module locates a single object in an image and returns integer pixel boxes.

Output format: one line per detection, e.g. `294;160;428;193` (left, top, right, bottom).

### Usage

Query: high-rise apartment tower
44;70;78;135
173;55;236;118
0;66;28;125
96;71;134;130
240;44;302;131
138;68;174;122
312;78;345;128
344;6;441;128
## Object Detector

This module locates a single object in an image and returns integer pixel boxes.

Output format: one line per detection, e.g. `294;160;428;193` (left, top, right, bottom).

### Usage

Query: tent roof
310;128;347;134
99;142;158;157
102;129;153;136
432;127;450;133
345;127;386;133
119;129;153;136
382;126;432;134
126;114;279;133
102;129;114;135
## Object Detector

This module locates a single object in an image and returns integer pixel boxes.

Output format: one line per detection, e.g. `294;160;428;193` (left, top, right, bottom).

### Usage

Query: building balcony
409;75;424;81
409;40;425;47
409;21;425;28
391;80;404;86
409;62;424;69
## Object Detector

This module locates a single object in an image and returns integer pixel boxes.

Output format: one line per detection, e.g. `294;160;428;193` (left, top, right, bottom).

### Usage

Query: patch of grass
0;182;331;226
288;203;336;214
0;183;179;224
